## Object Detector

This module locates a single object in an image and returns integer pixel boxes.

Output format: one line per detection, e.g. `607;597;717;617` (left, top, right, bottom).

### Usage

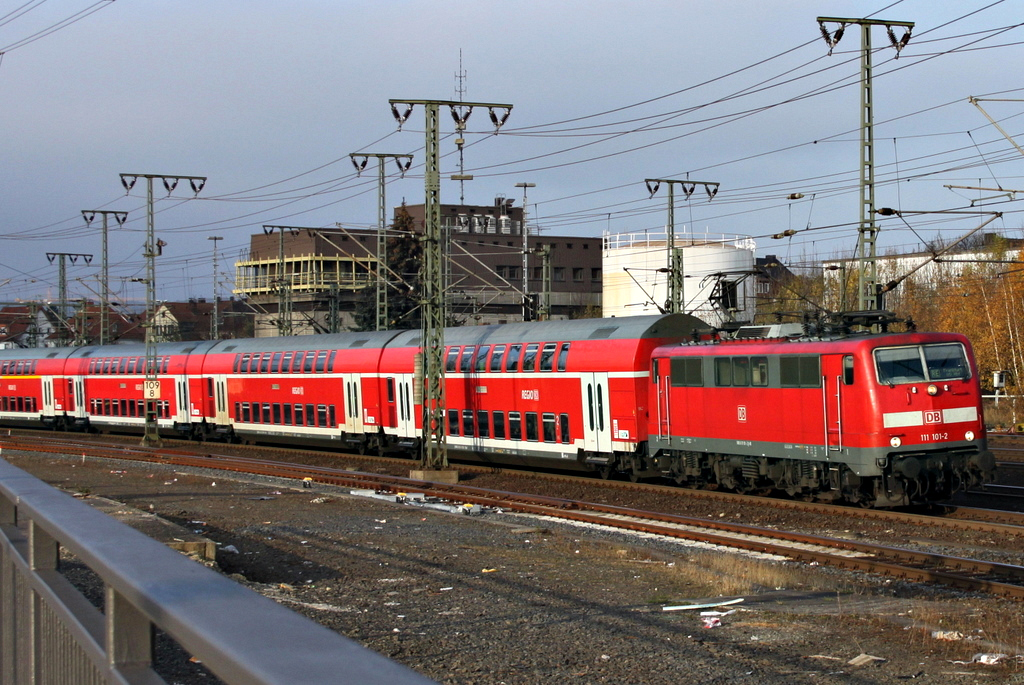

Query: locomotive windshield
874;343;970;385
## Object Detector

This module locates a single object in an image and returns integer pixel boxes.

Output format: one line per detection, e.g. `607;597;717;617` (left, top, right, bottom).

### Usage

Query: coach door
342;374;365;434
392;374;416;437
214;376;229;425
821;354;847;454
41;377;55;419
582;372;612;453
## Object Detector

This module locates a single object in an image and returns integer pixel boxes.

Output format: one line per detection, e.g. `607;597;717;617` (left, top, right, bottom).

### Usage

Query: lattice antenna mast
644;179;719;314
817;15;913;313
350;153;414;331
389;98;512;472
452;50;471;204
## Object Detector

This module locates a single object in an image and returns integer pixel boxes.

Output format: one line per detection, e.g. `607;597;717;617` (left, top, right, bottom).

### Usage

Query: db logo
737;405;747;423
924;410;943;424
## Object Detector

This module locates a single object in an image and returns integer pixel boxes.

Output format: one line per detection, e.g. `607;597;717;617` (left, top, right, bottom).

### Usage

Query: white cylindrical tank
602;228;756;327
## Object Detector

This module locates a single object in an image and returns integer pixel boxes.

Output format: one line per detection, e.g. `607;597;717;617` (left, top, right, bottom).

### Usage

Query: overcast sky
1;0;1022;305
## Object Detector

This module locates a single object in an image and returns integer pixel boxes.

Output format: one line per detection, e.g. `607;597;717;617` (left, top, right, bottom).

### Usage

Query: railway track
6;429;1024;534
5;432;1024;600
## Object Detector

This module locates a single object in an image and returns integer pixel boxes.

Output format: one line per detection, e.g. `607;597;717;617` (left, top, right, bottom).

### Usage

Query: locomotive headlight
890;436;902;448
926;384;939;396
965;430;975;441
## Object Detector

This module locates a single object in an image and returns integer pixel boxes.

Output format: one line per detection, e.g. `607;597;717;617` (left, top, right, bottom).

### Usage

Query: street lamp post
515;182;535;320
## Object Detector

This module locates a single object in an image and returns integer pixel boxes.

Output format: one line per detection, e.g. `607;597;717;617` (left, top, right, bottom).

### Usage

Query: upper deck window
875;343;970;385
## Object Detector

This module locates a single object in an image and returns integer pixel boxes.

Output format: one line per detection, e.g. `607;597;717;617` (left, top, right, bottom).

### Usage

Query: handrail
0;458;436;685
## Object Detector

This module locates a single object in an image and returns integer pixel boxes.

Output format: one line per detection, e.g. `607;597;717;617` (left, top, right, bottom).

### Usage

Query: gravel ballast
3;450;1023;685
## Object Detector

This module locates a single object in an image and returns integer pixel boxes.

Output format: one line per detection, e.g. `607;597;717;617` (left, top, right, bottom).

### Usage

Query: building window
572;268;583;282
591;268;601;281
553;267;565;282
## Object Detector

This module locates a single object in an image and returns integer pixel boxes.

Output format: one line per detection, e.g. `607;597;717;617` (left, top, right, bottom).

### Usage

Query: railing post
0;495;16;685
29;521;58;684
106;586;153;677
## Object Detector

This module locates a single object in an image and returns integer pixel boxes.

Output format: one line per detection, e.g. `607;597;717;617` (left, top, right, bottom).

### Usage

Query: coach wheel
598;465;614;480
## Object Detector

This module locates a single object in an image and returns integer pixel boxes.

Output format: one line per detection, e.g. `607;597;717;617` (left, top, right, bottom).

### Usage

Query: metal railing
0;458;436;685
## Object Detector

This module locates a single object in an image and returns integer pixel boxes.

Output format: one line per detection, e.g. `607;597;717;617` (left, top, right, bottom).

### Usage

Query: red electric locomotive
640;324;994;507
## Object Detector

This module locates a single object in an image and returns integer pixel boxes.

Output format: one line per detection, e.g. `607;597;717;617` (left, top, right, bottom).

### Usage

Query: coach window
460;346;475;372
477;410;490;438
272;403;281;424
843;355;855;385
560;413;571;443
505;344;522;372
448;409;460;436
328;350;337;372
446;347;460;372
475;345;491;372
240;403;250;422
463;409;474;437
270;352;282;373
557;342;570;371
328;405;336;427
119;358;128;374
509;412;522;440
539;343;557;371
305;404;315;426
490;345;507;372
493;411;506;439
258;354;270;374
292;403;302;426
103;359;112;374
315;351;328;374
316;404;328;427
525;412;539;441
303;352;315;373
542;413;556;442
290;351;303;373
522;343;539;372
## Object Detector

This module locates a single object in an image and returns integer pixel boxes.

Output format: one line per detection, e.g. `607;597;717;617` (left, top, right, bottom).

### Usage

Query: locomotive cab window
874;343;970;385
843;355;855;385
670;357;703;387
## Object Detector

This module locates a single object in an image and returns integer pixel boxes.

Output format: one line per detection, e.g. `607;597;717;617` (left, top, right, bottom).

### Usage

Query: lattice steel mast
389;98;512;471
818;16;913;312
